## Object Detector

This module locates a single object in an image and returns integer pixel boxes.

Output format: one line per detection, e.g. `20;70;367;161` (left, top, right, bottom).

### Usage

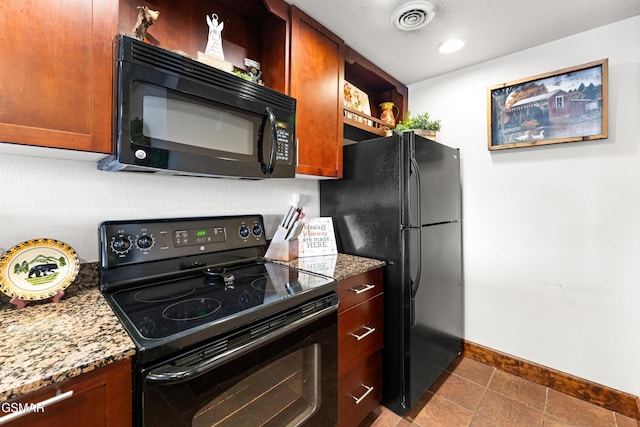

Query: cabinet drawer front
338;268;383;313
2;358;131;427
338;293;383;375
338;351;382;427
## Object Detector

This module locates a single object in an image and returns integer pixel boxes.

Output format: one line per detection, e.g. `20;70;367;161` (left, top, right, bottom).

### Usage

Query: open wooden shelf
343;106;392;139
343;46;407;142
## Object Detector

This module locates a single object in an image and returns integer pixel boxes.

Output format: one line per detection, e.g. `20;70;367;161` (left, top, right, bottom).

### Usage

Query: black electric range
99;215;337;364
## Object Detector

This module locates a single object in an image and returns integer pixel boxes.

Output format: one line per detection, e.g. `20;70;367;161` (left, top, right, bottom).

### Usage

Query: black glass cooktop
108;262;335;343
99;215;338;363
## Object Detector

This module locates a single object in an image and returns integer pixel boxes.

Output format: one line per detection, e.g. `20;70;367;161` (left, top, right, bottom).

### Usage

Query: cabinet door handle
0;390;73;425
349;283;375;295
351;384;374;405
350;325;376;341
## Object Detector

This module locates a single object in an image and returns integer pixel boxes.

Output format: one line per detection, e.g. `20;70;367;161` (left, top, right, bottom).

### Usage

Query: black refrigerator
320;131;463;415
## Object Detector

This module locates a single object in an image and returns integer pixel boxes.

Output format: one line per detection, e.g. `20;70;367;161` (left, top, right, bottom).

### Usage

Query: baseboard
463;340;639;420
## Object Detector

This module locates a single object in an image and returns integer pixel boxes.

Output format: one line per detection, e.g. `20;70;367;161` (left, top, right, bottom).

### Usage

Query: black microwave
98;35;297;179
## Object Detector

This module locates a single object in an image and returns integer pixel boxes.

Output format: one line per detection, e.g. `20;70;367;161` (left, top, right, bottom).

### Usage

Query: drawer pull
0;390;73;425
350;325;376;341
351;384;374;405
349;283;375;295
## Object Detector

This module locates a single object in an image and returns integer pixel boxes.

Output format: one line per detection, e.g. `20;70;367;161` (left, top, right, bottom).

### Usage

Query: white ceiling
285;0;640;85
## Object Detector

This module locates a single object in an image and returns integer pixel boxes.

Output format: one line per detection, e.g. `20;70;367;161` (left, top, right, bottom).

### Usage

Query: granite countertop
0;253;384;402
276;253;386;281
0;263;135;402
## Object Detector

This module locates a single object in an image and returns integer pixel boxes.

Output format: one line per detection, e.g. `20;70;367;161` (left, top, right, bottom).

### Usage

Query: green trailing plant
233;70;253;81
394;111;441;133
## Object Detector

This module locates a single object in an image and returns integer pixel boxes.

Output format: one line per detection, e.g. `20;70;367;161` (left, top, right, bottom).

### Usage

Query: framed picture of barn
487;59;608;150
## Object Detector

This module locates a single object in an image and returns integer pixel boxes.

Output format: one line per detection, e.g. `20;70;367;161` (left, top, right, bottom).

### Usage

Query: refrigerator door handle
409;226;422;326
409;155;423;298
407;140;422;228
409;155;423;325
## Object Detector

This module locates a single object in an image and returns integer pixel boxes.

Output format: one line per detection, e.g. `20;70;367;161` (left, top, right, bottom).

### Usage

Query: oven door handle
145;301;338;384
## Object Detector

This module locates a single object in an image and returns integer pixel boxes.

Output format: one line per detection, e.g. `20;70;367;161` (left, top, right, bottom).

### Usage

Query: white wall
0;151;319;263
409;16;640;395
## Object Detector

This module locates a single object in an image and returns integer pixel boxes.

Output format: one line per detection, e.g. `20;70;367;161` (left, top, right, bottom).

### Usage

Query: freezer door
409;135;461;226
320;135;403;261
408;221;462;408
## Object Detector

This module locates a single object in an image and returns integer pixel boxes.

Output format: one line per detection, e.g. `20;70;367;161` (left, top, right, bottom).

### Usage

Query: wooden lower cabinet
337;268;383;426
1;358;132;427
338;293;384;374
338;352;383;427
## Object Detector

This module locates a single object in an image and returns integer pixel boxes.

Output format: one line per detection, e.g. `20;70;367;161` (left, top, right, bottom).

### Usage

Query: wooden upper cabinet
290;6;345;178
0;0;117;153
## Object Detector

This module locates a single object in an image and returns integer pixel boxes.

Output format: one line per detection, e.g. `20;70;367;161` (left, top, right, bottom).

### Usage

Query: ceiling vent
391;1;436;31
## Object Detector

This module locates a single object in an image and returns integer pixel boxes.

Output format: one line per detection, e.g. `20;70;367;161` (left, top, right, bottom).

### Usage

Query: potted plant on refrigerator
394;111;441;140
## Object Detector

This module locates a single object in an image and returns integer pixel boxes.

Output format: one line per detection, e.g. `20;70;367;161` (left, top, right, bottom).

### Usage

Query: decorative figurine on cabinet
132;6;160;43
205;13;225;60
196;13;233;72
245;58;264;85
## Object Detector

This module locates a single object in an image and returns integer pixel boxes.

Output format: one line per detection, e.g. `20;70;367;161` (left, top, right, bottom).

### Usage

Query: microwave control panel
275;123;293;164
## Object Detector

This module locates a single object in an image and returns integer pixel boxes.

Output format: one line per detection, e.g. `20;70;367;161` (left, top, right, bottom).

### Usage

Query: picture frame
487;59;608;150
343;80;372;124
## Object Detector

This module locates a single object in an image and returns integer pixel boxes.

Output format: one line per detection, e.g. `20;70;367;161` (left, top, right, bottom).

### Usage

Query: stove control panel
174;226;226;247
100;215;266;268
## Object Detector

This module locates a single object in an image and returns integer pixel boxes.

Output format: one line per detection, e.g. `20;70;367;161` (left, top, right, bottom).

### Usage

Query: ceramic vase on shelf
379;102;399;127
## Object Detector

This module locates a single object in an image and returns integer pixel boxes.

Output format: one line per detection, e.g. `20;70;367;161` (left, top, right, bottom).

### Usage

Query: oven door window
140;311;337;426
130;81;258;157
193;345;320;427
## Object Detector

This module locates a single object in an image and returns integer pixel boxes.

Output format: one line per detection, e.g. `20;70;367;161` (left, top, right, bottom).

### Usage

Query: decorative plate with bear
0;238;79;301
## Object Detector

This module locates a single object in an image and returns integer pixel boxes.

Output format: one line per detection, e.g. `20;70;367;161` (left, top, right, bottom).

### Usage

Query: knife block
264;226;299;261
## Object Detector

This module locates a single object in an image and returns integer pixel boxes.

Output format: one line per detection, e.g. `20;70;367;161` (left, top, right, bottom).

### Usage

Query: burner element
163;298;222;321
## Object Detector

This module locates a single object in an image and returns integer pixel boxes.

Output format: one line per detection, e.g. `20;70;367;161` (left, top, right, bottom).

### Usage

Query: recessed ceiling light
438;39;466;54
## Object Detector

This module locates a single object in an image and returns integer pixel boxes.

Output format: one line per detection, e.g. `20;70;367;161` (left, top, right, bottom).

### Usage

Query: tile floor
360;356;638;427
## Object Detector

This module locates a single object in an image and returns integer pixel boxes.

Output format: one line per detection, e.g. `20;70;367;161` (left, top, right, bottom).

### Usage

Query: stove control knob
136;235;154;250
111;236;132;255
252;224;263;237
239;225;250;239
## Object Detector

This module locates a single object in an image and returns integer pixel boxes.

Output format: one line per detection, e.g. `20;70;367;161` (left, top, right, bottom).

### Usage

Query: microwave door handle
257;107;277;176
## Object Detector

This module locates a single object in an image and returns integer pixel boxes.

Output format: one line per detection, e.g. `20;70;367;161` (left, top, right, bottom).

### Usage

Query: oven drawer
338;351;382;427
338;268;383;313
338;293;383;375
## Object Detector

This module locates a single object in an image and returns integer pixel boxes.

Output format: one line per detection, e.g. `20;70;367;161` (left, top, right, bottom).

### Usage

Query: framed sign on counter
298;218;338;258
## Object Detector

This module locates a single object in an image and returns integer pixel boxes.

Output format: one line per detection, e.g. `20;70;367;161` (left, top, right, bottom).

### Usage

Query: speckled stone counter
0;263;135;402
276;253;385;281
0;254;382;403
